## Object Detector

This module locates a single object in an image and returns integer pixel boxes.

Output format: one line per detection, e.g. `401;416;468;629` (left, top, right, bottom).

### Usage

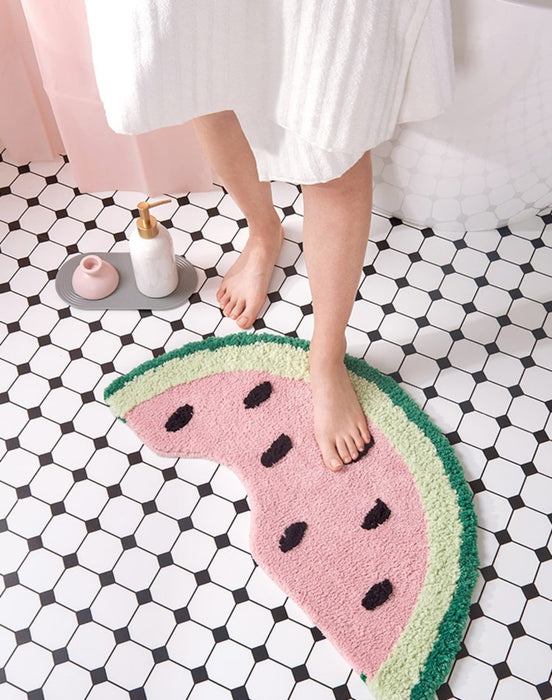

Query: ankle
246;211;282;239
309;333;347;370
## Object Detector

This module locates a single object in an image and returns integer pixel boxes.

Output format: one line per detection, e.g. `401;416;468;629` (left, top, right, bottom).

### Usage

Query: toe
336;437;353;464
352;429;366;453
230;300;246;320
345;435;359;461
319;439;343;471
223;299;237;318
236;313;253;329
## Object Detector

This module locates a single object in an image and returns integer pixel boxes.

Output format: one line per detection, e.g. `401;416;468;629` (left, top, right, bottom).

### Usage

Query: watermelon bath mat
104;332;478;700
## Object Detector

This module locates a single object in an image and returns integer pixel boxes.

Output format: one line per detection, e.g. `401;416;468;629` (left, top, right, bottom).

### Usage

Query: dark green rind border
105;332;479;699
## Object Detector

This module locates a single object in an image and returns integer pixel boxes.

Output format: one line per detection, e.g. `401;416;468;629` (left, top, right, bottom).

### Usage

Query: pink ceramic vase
72;254;119;300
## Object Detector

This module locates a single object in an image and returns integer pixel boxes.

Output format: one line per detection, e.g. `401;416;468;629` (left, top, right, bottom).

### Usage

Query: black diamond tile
152;646;169;664
52;647;69;664
40;590;55;606
99;571;115;586
5;437;20;451
191;666;208;683
215;533;230;549
536;547;552;562
283;265;296;277
252;645;269;662
81;390;95;404
69;348;82;360
3;572;19;587
107;484;122;498
521;583;539;600
50;501;65;516
459;401;474;413
136;589;152;605
507;621;525;639
90;667;107;685
38;453;53;466
63;553;78;569
522;462;537;476
508;495;524;510
470;479;486;494
300;303;313;315
157;552;173;567
520;262;534;274
333;685;352;700
93;436;108;450
15;628;31;644
234;498;249;514
473;371;487;384
121;535;137;550
16;484;31;499
60;421;74;435
496;415;511;428
212;625;229;642
27;295;40;306
221;242;234;254
484;342;499;354
495;530;511;545
390;217;403;227
17;362;31;375
381;303;395;314
480;565;498;581
437;357;451;370
142;500;157;515
76;608;92;624
27;535;43;550
101;361;115;375
178;516;193;532
73;468;87;482
509;287;523;300
521;356;536;368
402;343;416;355
469;602;484;619
271;606;288;622
537;682;552;699
415;316;430;328
85;518;101;533
49;377;62;390
493;662;511;679
436;682;454;699
232;588;249;604
195;570;211;586
162;466;177;481
535;430;549;444
174;607;190;624
129;688;146;700
231;687;250;700
367;330;382;342
508;385;523;398
127;451;142;465
114;627;131;644
311;626;325;641
204;266;218;279
197;482;212;497
253;318;266;330
292;665;310;682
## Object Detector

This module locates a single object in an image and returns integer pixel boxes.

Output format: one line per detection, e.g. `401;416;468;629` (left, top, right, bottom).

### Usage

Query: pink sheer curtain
1;0;216;196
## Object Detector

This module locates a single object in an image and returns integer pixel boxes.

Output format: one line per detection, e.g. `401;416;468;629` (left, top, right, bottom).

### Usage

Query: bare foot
309;339;371;471
217;218;284;329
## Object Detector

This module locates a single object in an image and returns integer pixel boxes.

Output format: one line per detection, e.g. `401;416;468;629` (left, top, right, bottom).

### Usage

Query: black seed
362;579;393;610
279;522;307;553
261;434;292;467
165;404;193;432
351;435;375;463
244;381;272;409
362;499;391;530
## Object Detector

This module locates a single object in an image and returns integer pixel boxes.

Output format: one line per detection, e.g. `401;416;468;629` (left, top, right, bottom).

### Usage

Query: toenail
330;459;341;470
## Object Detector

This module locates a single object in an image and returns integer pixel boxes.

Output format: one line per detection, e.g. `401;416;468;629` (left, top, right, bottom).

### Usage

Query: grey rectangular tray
56;253;198;310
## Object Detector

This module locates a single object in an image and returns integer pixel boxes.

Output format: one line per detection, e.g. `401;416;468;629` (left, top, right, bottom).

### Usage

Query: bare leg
191;110;283;328
302;151;373;471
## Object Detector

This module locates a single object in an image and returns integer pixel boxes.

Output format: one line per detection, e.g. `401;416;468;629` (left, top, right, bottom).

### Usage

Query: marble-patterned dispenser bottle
129;199;178;298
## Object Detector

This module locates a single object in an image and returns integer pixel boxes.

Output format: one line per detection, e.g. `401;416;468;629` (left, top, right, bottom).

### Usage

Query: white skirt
85;0;455;184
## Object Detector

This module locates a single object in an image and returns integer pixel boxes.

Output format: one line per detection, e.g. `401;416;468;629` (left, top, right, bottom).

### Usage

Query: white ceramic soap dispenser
129;199;179;298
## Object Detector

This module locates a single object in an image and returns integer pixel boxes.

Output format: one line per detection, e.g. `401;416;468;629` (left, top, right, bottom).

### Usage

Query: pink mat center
126;370;429;676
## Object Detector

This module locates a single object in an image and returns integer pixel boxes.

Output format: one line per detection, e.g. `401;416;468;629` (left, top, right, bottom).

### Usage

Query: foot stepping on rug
104;332;478;700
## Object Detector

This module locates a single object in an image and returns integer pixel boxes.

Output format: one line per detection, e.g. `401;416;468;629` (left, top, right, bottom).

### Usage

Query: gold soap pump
136;199;171;239
129;198;179;298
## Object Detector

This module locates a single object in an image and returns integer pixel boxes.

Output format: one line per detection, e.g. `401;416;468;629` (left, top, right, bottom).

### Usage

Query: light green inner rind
104;332;478;700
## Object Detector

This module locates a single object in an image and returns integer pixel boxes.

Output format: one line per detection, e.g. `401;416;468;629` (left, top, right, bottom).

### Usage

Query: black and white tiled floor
0;149;551;700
